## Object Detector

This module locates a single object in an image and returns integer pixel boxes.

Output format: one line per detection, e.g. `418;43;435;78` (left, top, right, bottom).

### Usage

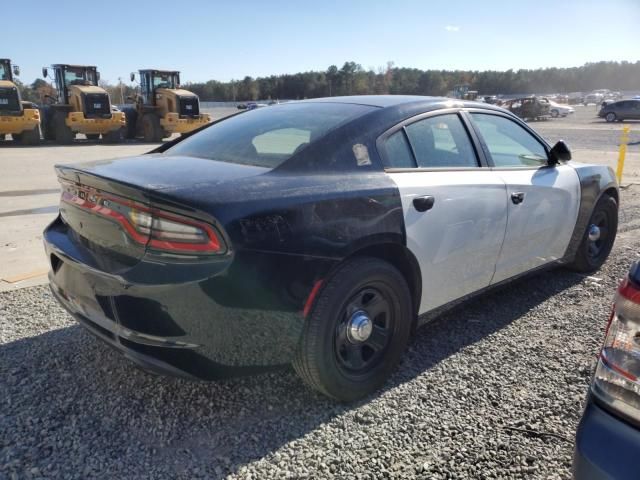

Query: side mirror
13;65;20;76
130;72;135;82
42;67;48;78
549;140;571;165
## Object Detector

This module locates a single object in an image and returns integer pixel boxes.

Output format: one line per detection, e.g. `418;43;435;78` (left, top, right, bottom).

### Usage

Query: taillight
592;266;640;422
60;184;224;255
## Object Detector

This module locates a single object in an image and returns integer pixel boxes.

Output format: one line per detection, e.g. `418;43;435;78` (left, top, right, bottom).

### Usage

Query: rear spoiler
148;109;246;154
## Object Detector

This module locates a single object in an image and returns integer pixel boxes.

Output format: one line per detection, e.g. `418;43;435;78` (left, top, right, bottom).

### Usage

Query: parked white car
544;98;575;118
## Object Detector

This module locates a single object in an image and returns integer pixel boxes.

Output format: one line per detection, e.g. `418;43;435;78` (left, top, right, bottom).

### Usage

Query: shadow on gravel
0;267;582;478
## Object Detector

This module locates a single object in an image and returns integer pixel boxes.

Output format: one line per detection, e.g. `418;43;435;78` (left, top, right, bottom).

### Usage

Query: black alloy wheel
334;287;394;374
293;257;413;402
568;195;618;272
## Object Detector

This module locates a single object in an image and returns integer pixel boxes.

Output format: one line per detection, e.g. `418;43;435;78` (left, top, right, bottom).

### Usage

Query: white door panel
492;165;580;283
388;171;508;314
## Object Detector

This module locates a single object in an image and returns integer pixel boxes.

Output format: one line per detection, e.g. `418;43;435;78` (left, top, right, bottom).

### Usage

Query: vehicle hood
60;154;269;192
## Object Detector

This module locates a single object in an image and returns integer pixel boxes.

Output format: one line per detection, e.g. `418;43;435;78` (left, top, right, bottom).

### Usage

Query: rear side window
470;113;548;167
404;114;478;168
165;102;375;168
383;130;415;168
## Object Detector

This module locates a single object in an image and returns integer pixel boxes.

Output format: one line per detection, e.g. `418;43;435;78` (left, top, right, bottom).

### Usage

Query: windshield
0;62;9;81
152;72;178;89
165;102;376;168
64;67;97;87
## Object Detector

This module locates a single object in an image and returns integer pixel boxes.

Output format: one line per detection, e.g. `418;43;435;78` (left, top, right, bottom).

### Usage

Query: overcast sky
5;0;639;85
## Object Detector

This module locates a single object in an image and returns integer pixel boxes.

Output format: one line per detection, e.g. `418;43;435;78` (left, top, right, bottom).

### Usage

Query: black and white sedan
44;96;619;401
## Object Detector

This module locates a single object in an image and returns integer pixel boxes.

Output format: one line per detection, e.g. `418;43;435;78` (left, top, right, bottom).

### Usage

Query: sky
5;0;640;85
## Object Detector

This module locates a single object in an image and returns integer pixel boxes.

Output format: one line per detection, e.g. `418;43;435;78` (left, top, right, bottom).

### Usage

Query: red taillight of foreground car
592;268;640;422
60;185;224;255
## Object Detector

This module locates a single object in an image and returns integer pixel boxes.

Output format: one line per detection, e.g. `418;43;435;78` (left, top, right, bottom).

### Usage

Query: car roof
296;94;502;111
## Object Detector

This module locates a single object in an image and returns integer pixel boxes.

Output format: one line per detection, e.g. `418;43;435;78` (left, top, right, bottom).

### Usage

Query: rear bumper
43;215;318;380
573;397;640;479
66;111;126;134
0;108;40;134
160;112;211;134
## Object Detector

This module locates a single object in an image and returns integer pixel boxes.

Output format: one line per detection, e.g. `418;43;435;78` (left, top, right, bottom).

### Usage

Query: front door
381;112;508;314
468;112;580;284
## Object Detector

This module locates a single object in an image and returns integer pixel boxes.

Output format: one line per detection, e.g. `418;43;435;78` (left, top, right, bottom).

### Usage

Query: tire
567;195;618;273
85;133;100;140
20;126;40;145
605;112;617;123
102;129;123;144
293;257;413;401
53;112;74;144
11;133;22;142
142;114;164;142
551;109;559;118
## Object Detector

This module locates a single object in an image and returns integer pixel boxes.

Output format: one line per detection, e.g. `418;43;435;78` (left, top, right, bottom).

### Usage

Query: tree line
15;60;640;104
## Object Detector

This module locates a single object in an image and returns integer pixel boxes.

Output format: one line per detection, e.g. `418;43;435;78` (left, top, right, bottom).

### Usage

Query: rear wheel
142;114;164;142
567;195;618;273
85;133;100;141
53;112;74;144
605;112;617;123
20;127;40;145
293;257;413;401
551;109;559;118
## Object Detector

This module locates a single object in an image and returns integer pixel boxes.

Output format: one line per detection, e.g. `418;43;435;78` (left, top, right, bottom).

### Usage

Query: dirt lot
1;104;640;479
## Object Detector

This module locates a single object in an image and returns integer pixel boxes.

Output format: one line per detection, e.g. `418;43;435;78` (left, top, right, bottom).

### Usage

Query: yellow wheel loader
121;69;210;142
41;64;125;144
0;59;41;145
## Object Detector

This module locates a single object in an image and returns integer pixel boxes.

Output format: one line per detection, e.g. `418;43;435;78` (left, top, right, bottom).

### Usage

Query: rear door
467;112;580;283
380;111;508;314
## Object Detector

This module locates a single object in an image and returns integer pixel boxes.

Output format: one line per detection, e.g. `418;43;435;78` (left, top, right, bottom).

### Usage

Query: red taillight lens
61;184;224;255
592;271;640;421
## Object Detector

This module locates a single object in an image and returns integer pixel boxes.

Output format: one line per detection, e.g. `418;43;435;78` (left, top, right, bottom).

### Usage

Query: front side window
0;63;8;81
404;114;478;168
470;113;548;167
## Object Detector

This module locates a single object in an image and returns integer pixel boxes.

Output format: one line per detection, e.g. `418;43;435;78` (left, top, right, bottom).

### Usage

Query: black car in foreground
44;95;618;401
598;99;640;122
574;262;640;479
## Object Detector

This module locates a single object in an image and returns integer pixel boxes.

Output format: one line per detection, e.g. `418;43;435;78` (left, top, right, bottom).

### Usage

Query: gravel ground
1;187;639;479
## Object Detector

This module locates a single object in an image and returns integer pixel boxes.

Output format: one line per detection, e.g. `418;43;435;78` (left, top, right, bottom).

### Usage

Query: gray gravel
1;186;639;480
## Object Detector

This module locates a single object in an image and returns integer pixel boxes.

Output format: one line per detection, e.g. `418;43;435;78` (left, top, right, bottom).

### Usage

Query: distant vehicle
246;102;267;110
503;96;550;121
543;98;575;118
584;93;605;105
236;103;247;110
633;95;640;100
574;261;640;479
121;69;211;142
598;99;640;122
568;92;584;105
0;58;40;145
41;64;125;144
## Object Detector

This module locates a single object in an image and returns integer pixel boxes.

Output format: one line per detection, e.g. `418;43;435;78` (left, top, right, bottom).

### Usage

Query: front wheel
567;195;618;273
102;129;123;144
142;114;164;142
605;112;617;123
551;109;559;118
293;257;413;401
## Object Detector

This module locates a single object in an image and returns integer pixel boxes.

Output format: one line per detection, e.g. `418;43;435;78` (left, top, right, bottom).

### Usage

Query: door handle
413;195;435;212
511;192;525;205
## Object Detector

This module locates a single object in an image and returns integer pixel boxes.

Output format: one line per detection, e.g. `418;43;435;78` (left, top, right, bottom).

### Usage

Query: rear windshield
164;102;375;168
